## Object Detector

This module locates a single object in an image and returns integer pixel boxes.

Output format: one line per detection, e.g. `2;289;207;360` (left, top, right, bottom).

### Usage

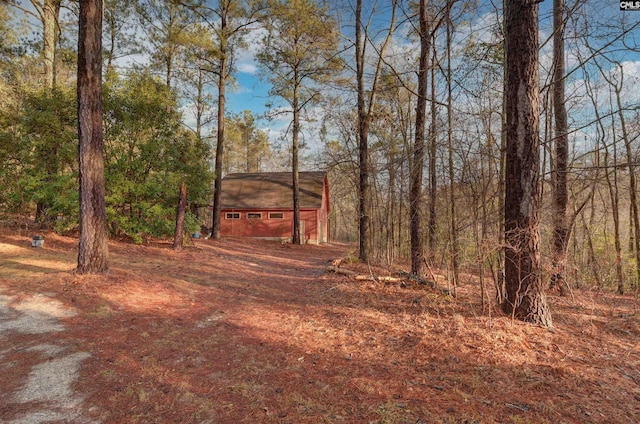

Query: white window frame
225;212;240;219
268;212;284;219
247;212;262;219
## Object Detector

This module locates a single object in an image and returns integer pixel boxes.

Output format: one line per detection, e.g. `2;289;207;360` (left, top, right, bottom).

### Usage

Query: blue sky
229;73;269;118
9;0;640;160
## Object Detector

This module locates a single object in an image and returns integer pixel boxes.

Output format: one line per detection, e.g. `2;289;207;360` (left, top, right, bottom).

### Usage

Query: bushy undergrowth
0;72;212;242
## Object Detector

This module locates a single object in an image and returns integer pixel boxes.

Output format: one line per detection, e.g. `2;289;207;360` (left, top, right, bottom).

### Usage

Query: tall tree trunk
173;181;187;250
356;0;370;261
550;0;570;294
583;69;608;287
606;147;624;294
588;57;629;294
36;0;62;223
601;91;625;294
503;0;552;327
496;21;507;304
196;63;205;142
105;6;116;74
445;4;459;294
164;3;175;88
410;0;430;277
354;0;397;261
77;0;109;274
428;39;437;262
629;203;635;253
43;0;60;90
211;24;227;240
292;84;301;245
387;140;398;263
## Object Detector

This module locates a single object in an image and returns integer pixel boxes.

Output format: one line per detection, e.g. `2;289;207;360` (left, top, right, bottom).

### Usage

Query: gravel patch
0;294;75;334
1;292;95;423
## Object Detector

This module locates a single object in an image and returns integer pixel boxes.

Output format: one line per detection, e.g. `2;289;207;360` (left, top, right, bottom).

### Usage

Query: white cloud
235;26;267;75
237;62;258;74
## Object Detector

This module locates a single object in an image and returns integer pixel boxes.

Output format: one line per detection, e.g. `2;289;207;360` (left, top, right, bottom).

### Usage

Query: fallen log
354;274;402;282
326;265;451;294
326;265;357;276
326;266;402;282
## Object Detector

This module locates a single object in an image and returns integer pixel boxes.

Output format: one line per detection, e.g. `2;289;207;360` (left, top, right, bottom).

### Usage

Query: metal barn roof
220;172;327;210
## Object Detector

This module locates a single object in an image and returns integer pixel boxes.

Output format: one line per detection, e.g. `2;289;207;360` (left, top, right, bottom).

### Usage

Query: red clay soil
0;231;639;423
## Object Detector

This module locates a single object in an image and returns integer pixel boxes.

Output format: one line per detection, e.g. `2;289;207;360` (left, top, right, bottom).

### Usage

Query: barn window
247;212;262;219
225;213;240;219
268;212;284;219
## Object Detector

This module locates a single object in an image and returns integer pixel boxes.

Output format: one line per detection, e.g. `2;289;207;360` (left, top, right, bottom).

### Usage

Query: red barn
219;172;329;244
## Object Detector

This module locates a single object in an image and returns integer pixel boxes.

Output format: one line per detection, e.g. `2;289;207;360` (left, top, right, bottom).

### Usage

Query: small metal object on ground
32;235;44;248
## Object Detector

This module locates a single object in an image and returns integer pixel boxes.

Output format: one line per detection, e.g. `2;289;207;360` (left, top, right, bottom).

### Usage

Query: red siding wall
220;209;321;242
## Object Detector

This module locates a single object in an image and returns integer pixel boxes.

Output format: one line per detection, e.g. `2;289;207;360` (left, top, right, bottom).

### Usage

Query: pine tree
503;0;551;327
77;0;109;273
